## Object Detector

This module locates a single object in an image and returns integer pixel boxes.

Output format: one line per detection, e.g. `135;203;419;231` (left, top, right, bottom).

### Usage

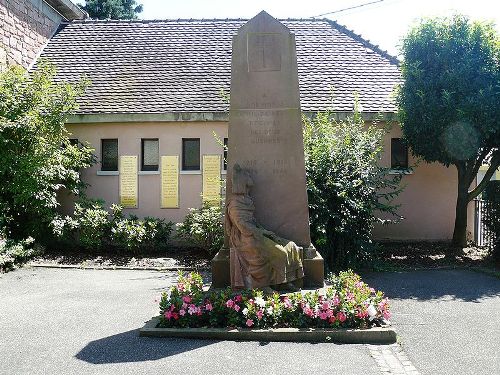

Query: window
101;139;118;171
391;138;408;169
141;138;159;171
223;138;228;170
182;138;200;170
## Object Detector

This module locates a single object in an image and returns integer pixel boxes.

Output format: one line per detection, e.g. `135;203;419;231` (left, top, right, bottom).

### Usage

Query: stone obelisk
211;11;324;288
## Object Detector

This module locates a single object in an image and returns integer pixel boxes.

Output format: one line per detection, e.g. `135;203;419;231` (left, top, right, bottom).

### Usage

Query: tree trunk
452;167;469;248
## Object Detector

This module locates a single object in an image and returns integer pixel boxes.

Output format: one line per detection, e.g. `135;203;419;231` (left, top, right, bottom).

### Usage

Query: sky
138;0;500;57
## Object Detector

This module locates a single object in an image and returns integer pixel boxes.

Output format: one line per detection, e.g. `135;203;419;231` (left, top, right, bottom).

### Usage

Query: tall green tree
398;15;500;248
80;0;143;20
0;62;95;240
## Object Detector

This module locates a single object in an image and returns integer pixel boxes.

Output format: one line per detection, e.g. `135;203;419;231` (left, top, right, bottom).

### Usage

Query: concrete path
0;268;498;374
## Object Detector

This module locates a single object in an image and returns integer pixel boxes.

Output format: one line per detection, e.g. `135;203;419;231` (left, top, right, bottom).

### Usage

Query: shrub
303;106;402;270
51;198;173;252
0;237;44;273
176;202;224;256
0;62;95;241
158;271;390;329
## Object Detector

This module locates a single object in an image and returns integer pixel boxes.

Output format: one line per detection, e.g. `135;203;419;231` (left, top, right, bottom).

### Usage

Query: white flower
255;297;266;308
242;308;249;316
367;304;377;320
266;306;273;315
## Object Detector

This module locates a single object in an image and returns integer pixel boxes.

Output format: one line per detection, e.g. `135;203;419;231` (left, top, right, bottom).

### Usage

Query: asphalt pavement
0;267;498;374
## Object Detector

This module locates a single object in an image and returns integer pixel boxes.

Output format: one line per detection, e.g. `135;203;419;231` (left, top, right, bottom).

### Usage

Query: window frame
182;138;201;171
101;138;119;172
391;138;409;170
141;138;159;172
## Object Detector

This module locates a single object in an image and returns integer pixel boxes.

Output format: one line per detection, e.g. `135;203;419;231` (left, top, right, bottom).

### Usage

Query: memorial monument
212;11;324;288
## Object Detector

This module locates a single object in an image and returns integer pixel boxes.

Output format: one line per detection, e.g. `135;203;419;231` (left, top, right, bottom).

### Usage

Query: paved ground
0;268;498;374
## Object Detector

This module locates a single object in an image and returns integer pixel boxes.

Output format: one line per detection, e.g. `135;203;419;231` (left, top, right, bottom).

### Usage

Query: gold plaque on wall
119;155;138;208
203;155;221;205
161;155;179;208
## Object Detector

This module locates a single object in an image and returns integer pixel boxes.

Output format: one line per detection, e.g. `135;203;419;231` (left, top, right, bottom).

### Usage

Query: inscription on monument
119;155;138;208
202;155;222;205
161;155;179;208
247;33;281;72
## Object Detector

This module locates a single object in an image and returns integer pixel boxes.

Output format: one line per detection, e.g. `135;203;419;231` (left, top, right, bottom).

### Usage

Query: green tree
80;0;143;20
0;62;95;240
398;15;500;248
303;107;402;269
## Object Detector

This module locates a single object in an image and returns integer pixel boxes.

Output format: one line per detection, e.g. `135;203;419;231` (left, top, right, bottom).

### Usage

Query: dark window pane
182;138;200;170
101;139;118;171
141;138;159;171
69;138;79;146
223;138;228;170
391;138;408;169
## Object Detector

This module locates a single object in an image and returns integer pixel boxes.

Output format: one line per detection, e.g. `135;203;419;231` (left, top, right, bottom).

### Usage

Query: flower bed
158;270;390;329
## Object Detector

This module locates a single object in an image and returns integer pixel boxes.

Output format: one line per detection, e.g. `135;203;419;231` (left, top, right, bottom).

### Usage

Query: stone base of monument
211;248;325;289
139;317;397;344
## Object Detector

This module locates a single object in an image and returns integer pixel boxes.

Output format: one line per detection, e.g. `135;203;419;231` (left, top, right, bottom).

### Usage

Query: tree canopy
80;0;143;20
398;15;500;247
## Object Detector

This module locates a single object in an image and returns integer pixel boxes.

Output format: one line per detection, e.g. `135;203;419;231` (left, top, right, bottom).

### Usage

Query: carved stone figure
226;164;304;291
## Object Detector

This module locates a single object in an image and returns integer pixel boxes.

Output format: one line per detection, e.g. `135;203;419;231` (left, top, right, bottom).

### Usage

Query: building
31;17;473;241
0;0;85;68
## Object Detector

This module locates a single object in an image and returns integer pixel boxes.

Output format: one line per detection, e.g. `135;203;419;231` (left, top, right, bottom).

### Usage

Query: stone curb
139;317;397;344
28;263;201;272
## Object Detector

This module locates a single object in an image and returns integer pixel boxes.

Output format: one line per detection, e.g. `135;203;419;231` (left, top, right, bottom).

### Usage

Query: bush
483;181;500;262
158;271;390;329
0;237;44;273
176;202;224;256
0;62;95;241
51;198;173;252
303;105;402;270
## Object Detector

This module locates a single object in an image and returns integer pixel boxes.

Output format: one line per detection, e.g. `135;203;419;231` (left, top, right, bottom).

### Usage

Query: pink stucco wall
63;120;474;241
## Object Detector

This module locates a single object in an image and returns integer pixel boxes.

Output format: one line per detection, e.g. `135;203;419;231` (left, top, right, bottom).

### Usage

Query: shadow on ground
75;329;215;364
363;269;500;302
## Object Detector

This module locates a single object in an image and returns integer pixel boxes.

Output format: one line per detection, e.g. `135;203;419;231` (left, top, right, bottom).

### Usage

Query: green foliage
80;0;143;19
176;202;224;256
483;181;500;261
0;237;44;273
399;15;500;166
0;62;95;241
303;107;402;269
157;271;391;329
398;14;500;246
51;198;173;252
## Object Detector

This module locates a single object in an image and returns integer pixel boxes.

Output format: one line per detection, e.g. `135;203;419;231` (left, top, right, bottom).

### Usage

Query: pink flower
234;295;243;302
319;311;328;320
356;309;368;319
182;302;188;309
246;319;254;327
234;304;241;312
226;299;235;308
179;309;186;316
383;310;391;320
329;315;336;324
188;304;197;315
303;306;314;318
346;292;355;302
164;311;172;319
177;283;185;291
283;297;293;309
337;311;347;322
321;301;329;310
182;295;192;303
326;309;333;318
205;303;213;311
332;296;340;306
256;309;263;320
172;313;179;320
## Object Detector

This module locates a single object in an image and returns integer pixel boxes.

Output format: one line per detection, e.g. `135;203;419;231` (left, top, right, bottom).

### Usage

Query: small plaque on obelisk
211;11;324;288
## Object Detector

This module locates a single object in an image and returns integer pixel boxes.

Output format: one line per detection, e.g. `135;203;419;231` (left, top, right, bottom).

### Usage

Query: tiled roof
35;18;401;115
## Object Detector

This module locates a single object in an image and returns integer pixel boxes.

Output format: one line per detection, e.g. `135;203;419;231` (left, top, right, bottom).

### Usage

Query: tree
303;106;402;269
0;62;95;240
398;15;500;248
80;0;143;20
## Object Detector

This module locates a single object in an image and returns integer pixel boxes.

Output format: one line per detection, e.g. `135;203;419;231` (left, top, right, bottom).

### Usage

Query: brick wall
0;0;63;68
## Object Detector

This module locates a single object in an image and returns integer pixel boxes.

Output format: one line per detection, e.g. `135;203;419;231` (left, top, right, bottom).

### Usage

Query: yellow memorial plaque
119;155;138;208
161;156;179;208
203;155;222;205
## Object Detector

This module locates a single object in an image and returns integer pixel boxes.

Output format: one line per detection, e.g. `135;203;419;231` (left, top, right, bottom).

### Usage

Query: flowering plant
158;270;390;329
